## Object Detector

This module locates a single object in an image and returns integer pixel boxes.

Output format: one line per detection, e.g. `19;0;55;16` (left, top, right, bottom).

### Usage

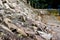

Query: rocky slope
0;0;60;40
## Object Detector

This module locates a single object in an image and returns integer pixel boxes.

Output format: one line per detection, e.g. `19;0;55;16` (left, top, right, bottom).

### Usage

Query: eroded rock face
0;0;60;40
0;0;43;40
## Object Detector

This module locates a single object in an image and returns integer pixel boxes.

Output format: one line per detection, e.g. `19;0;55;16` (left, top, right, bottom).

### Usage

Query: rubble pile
0;0;60;40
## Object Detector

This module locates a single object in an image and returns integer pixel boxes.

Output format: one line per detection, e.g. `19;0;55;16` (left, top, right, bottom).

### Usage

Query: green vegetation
27;0;60;9
27;0;51;8
48;10;59;16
